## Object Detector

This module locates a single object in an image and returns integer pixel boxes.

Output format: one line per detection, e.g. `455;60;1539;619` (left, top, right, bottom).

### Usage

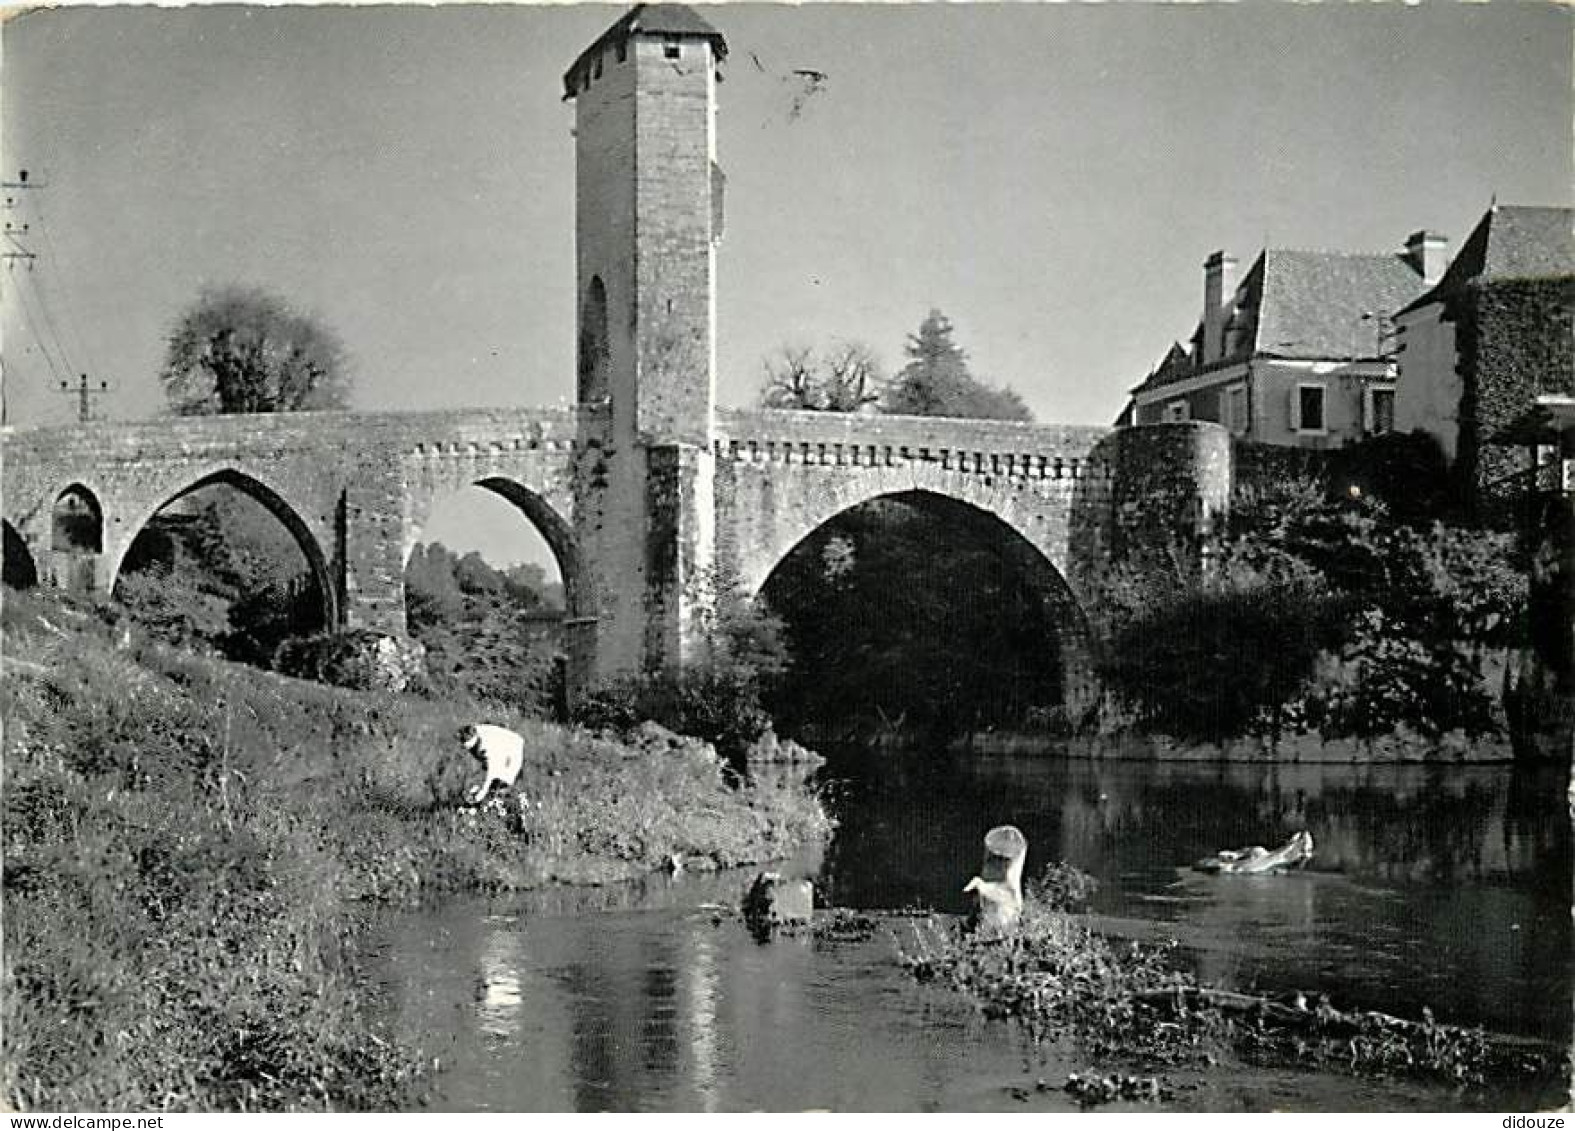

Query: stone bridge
0;405;1230;700
0;4;1234;705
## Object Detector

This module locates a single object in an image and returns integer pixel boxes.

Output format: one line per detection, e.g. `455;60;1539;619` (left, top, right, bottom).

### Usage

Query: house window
664;40;682;59
1363;387;1396;435
1226;385;1248;434
1165;399;1190;423
1292;383;1326;433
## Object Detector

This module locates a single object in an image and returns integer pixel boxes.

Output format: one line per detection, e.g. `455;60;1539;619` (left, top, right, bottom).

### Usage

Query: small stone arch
52;483;103;554
110;467;338;629
577;274;611;405
3;520;38;589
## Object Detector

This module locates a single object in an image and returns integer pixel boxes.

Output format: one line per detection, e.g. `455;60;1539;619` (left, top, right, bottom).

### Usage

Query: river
364;750;1572;1111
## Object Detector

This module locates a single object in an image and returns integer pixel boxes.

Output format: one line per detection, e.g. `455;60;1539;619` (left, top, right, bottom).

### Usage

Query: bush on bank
1;586;830;1110
1088;478;1529;747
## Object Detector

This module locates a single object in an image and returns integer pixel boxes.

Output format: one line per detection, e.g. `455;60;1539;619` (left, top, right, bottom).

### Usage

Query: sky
2;1;1571;568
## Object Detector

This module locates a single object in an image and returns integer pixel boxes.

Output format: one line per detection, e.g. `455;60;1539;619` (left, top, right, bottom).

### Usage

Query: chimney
1403;230;1448;286
1202;250;1238;366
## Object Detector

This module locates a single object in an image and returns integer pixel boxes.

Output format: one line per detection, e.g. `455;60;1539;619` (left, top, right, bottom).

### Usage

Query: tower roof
1396;204;1575;316
563;4;729;99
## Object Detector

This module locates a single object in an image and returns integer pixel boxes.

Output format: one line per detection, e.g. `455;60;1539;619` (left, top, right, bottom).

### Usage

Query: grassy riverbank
1;588;831;1111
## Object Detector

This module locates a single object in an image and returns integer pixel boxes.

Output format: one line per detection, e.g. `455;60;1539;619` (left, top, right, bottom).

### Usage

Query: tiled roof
564;4;729;99
1134;245;1428;393
1254;248;1427;359
1397;204;1575;315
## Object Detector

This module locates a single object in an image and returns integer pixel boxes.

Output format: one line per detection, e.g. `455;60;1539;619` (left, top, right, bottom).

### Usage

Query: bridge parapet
0;405;592;462
714;408;1114;481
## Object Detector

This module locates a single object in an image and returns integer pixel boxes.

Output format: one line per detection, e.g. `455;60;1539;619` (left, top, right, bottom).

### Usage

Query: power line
3;167;113;420
18;266;80;383
2;170;67;388
13;268;68;385
29;196;102;382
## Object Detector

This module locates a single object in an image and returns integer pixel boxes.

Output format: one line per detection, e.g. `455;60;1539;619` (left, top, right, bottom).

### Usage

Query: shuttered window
1292;384;1325;433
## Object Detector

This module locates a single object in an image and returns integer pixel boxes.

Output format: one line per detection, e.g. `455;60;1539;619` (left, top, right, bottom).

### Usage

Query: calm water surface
365;751;1572;1111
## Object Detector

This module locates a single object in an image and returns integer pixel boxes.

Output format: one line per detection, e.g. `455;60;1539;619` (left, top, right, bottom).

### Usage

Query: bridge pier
338;474;410;639
640;443;717;673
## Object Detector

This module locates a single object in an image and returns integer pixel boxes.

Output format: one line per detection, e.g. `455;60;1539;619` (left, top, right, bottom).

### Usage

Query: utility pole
6;169;110;423
60;372;110;423
2;168;38;270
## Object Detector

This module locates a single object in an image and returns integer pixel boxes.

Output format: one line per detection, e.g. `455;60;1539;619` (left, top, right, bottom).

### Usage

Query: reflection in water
366;755;1571;1111
477;918;524;1039
817;756;1571;1040
686;925;721;1112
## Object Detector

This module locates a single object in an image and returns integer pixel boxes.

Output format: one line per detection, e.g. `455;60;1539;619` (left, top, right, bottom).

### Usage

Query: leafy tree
763;498;1064;742
453;550;507;597
404;544;465;628
760;341;884;412
161;285;349;415
402;541;565;717
884;309;1031;421
113;485;327;666
1090;548;1345;742
1090;483;1530;744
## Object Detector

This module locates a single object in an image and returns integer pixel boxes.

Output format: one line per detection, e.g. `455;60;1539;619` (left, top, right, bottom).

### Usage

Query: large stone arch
745;482;1098;719
727;460;1084;601
109;466;338;629
402;475;584;618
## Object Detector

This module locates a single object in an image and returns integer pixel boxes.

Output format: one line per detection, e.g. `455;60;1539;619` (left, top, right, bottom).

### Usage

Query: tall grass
2;587;831;1110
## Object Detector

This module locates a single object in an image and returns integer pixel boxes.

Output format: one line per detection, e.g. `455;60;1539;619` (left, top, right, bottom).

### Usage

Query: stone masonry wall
2;407;587;640
713;408;1114;597
1102;422;1234;563
633;36;718;446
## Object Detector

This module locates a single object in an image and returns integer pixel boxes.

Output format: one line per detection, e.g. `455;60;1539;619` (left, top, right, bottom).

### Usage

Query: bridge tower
564;4;728;680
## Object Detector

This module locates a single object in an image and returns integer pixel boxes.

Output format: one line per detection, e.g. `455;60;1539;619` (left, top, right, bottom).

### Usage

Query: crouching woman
457;723;526;804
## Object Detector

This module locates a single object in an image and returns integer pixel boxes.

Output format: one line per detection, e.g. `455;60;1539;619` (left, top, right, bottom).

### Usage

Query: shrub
273;630;427;693
1327;430;1454;523
1091;551;1345;742
572;664;773;766
111;567;231;653
1092;485;1530;744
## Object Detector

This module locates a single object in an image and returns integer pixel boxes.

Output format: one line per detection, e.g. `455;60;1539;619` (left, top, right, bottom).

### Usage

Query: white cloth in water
464;723;526;803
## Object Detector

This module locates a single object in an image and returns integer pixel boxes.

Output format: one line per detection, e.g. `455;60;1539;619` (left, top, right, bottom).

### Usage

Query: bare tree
760;345;820;410
821;340;884;412
759;340;884;412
